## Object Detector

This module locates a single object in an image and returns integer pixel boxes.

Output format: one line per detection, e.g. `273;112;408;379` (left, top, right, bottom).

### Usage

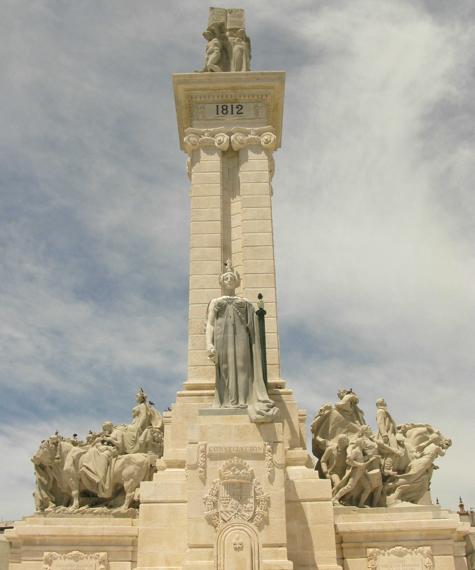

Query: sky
1;0;474;521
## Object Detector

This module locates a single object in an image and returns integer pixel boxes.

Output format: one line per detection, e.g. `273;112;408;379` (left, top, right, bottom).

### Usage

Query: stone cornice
173;72;285;151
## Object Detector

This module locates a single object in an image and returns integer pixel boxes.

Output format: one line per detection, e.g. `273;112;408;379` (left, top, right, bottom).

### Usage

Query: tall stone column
183;125;282;388
232;128;281;382
178;79;284;393
183;130;229;389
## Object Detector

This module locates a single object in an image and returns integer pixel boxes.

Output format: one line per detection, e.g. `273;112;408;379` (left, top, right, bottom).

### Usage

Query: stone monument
5;8;474;570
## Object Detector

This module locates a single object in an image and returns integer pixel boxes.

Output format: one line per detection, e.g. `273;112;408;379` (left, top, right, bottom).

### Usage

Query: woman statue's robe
210;296;279;422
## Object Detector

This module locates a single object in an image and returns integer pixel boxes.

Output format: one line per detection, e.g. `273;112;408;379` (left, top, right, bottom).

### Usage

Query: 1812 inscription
193;102;266;122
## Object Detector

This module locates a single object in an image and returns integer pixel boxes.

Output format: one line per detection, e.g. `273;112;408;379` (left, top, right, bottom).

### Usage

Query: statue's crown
219;259;241;287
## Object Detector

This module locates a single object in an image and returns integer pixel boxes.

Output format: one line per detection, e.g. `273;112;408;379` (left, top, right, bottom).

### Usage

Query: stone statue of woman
114;388;163;453
228;28;251;71
205;260;279;423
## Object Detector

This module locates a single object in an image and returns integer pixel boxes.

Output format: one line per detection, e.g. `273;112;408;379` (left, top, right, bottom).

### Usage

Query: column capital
183;127;230;154
183;126;277;155
230;127;277;152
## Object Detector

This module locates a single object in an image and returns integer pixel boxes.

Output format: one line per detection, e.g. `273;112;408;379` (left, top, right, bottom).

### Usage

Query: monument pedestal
137;404;340;570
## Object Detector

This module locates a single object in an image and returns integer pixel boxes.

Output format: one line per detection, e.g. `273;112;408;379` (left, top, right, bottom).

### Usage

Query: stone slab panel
191;161;221;173
190;221;221;234
241;207;272;221
239;159;270;172
240;182;271;196
240;171;271;183
190;233;222;247
191;208;221;222
190;184;221;197
191;172;221;184
187;366;215;380
191;196;221;209
190;248;222;262
242;220;273;234
188;350;213;366
189;260;222;275
190;275;221;289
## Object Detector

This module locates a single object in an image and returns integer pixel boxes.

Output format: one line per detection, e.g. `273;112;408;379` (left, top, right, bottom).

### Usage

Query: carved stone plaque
207;444;264;458
368;547;433;570
203;457;269;529
192;102;266;122
43;552;108;570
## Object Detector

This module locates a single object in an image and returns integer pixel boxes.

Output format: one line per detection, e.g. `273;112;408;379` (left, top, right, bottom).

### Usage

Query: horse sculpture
32;390;162;512
32;435;156;511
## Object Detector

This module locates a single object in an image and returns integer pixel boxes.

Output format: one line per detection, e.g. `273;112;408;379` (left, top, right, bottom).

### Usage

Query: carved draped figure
209;296;277;421
116;401;163;454
79;402;162;499
376;407;398;448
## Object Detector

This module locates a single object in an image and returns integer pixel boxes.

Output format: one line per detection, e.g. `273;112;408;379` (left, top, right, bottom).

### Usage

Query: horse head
32;437;60;466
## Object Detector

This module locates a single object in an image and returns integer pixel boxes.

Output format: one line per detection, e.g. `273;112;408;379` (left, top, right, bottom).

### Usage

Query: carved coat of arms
203;457;269;528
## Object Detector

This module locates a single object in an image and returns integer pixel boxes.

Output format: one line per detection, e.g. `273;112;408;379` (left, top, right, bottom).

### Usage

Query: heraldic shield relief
203;457;269;528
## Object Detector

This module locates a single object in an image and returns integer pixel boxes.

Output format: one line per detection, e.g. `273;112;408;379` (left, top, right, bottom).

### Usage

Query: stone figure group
311;390;451;507
32;389;163;513
201;8;251;72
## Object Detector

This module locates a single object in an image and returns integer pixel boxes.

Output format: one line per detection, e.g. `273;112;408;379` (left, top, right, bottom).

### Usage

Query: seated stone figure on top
205;260;279;423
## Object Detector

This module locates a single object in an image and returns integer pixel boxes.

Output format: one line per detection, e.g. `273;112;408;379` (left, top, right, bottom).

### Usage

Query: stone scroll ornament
201;8;251;72
367;547;433;570
203;457;270;529
205;259;280;423
183;127;277;154
43;552;108;570
311;390;452;508
32;389;164;514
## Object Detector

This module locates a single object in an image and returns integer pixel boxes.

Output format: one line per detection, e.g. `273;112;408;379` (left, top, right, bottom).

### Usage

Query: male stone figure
375;398;398;448
202;25;226;72
206;260;278;422
319;434;349;488
332;437;372;507
312;392;451;507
